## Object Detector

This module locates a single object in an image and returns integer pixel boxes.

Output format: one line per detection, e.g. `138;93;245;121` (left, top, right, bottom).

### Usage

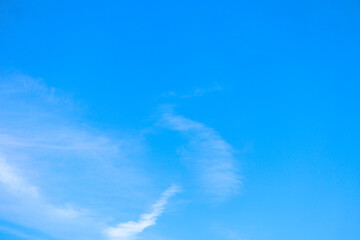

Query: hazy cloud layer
0;75;159;240
0;154;104;240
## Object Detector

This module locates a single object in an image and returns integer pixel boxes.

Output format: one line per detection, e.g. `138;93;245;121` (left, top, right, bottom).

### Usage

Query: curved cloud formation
104;185;181;240
160;109;241;198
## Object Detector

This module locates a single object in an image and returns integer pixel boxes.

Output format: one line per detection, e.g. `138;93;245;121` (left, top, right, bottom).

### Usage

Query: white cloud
0;74;153;240
104;185;181;240
160;108;240;198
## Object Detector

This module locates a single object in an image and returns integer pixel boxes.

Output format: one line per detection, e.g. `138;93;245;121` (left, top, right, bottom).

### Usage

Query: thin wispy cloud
104;185;181;240
0;154;103;240
160;108;241;199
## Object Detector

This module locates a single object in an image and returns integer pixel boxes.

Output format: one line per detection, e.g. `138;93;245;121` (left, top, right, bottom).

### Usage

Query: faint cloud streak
104;185;181;240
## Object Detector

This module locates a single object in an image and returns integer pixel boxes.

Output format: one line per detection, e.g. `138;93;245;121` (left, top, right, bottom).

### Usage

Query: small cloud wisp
104;185;181;240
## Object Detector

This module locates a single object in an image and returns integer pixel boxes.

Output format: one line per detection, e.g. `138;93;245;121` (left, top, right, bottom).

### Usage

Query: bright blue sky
0;1;359;240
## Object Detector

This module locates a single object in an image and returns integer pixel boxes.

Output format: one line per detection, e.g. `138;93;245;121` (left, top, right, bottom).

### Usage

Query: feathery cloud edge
104;185;181;240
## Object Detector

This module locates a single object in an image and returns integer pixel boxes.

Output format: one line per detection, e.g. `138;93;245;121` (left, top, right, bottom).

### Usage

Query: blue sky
0;0;359;240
